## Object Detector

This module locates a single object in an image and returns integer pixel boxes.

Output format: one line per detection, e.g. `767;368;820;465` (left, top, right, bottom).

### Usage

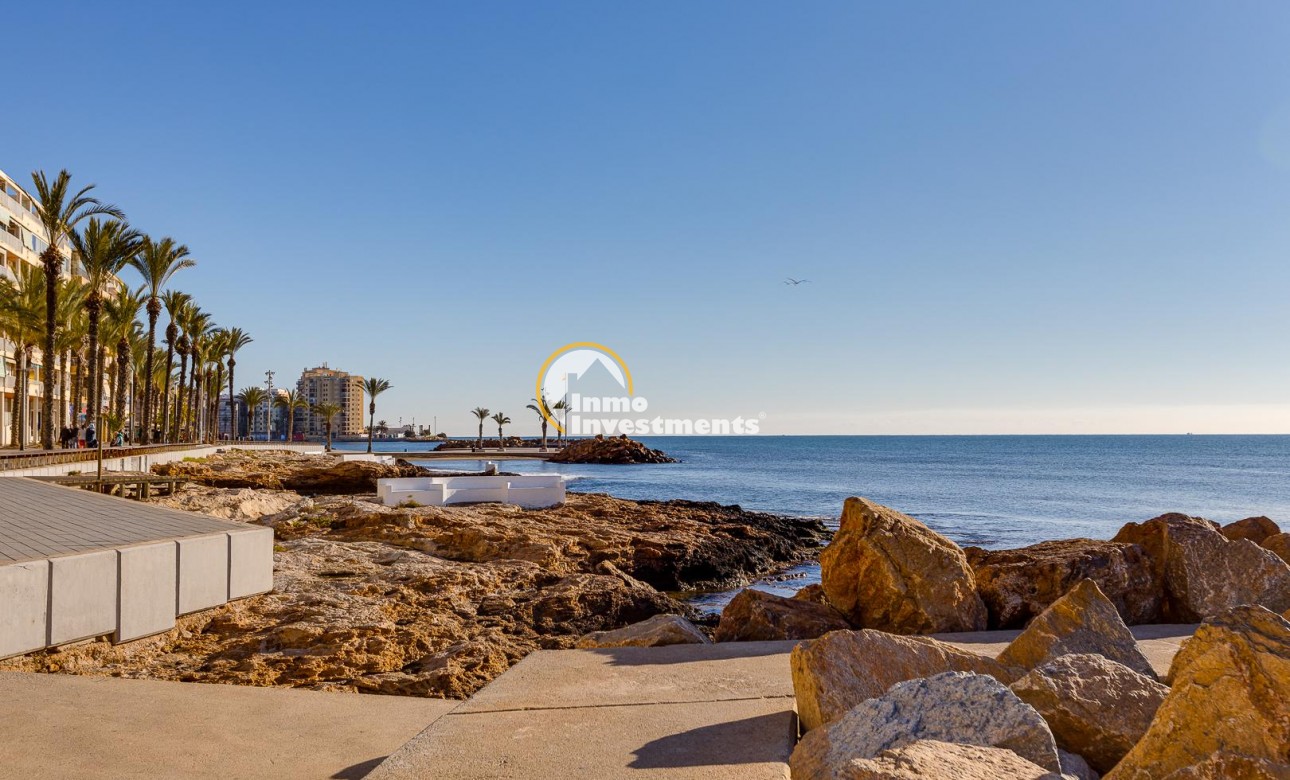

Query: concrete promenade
0;478;273;658
0;625;1196;778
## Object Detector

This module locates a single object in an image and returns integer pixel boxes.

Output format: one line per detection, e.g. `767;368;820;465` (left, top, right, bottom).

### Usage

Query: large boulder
997;579;1155;678
1011;653;1168;773
712;588;849;642
790;672;1062;778
1106;606;1290;780
547;435;677;464
1158;754;1290;779
1262;533;1290;565
1221;516;1280;544
802;739;1070;780
574;614;709;648
1112;513;1290;621
820;498;987;634
965;539;1161;628
792;629;1020;731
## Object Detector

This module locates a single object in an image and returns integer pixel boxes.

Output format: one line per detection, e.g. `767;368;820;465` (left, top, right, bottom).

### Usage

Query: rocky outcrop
1157;754;1289;779
1112;513;1290;622
152;486;303;521
790;672;1062;778
1059;750;1098;780
997;579;1155;678
965;540;1161;628
1107;605;1290;779
792;629;1019;731
547;435;677;464
1220;515;1280;544
1262;533;1290;565
712;588;849;643
820;497;987;634
152;450;427;494
1010;653;1167;773
575;614;709;648
804;740;1069;780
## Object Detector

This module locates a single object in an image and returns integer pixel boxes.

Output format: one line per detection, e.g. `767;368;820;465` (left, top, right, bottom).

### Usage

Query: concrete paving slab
176;533;229;614
0;560;48;658
116;541;177;642
457;640;796;714
370;698;795;780
0;671;456;780
48;550;117;645
228;526;274;598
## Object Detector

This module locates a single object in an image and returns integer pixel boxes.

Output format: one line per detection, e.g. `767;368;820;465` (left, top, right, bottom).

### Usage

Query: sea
333;435;1290;612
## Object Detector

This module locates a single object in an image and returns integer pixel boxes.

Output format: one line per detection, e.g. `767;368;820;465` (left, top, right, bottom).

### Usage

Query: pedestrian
86;423;97;449
76;424;87;449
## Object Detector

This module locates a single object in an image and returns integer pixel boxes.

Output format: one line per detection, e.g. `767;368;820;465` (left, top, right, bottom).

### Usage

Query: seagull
784;278;811;286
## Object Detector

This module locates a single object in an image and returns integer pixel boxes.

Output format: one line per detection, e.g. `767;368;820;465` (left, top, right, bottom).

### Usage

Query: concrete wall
0;529;276;659
378;475;565;509
0;443;326;478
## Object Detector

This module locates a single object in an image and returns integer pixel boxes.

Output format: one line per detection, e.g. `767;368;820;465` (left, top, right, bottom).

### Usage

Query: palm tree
205;329;232;442
69;218;142;432
102;285;144;426
274;389;309;443
549;398;569;446
0;265;44;448
362;377;392;453
237;386;268;440
491;412;511;452
158;290;190;441
526;394;554;451
129;237;194;444
53;277;87;432
312;402;342;451
221;327;252;440
471;407;491;450
29;170;124;449
173;303;208;441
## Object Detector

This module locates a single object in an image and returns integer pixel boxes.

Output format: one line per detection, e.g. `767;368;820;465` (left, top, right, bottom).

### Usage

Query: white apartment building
0;165;111;447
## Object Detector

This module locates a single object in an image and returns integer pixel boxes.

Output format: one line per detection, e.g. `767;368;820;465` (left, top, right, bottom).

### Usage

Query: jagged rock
547;435;677;464
792;629;1020;731
152;485;304;520
965;540;1161;628
1106;606;1290;780
798;739;1071;780
820;497;987;634
153;449;429;494
575;614;709;648
1011;653;1167;773
793;583;829;604
790;672;1062;777
1112;513;1290;621
1221;516;1281;544
712;588;849;642
997;579;1155;678
1262;533;1290;565
1059;750;1099;780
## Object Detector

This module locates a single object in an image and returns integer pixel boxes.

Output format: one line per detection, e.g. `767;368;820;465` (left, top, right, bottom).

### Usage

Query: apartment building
296;364;365;438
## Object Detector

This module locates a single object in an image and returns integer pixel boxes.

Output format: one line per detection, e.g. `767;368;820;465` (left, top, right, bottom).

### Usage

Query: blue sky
7;2;1290;434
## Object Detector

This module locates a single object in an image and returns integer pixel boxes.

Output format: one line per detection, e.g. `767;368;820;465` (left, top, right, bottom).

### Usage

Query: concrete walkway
0;672;456;780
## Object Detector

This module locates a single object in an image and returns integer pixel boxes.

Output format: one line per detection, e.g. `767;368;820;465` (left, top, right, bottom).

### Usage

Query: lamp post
264;370;275;442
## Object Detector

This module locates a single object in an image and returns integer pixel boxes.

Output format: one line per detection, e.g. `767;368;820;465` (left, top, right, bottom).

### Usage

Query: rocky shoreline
0;451;823;698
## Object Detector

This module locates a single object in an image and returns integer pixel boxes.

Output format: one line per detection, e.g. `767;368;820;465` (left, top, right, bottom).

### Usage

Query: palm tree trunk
59;350;69;432
114;338;128;424
160;340;175;443
367;403;375;453
86;297;101;430
142;305;159;444
227;359;236;441
175;353;188;442
72;352;83;429
11;346;25;449
39;248;58;450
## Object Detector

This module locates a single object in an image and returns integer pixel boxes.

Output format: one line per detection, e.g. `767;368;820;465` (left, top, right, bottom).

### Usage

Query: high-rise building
296;364;364;438
0;167;111;447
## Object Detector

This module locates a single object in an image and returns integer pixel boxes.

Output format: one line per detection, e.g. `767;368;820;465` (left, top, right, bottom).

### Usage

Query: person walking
76;423;87;449
85;423;97;449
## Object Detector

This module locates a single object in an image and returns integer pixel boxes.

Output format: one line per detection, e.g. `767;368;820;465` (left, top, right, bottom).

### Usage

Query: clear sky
7;2;1290;434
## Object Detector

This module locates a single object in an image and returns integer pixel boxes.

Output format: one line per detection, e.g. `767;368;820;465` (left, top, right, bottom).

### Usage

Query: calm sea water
335;435;1290;611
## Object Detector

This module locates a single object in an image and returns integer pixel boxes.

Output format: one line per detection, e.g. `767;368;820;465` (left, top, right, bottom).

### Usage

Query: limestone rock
1059;750;1099;780
575;614;709;648
153;450;428;494
1107;606;1290;780
820;497;987;634
547;434;677;464
965;539;1161;628
712;588;849;642
793;583;830;604
1011;653;1167;773
997;579;1156;678
1112;513;1290;621
1221;516;1281;544
790;672;1062;777
792;629;1020;731
1262;533;1290;565
799;739;1071;780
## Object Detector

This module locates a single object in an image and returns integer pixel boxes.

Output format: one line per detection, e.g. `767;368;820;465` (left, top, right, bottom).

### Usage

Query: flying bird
784;278;811;286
